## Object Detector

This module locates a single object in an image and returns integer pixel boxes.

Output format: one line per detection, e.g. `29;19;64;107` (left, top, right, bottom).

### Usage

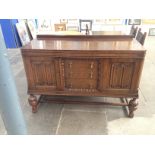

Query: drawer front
64;59;98;79
64;59;99;91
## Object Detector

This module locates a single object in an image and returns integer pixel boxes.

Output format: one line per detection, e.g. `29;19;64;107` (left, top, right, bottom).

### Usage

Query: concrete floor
0;36;155;135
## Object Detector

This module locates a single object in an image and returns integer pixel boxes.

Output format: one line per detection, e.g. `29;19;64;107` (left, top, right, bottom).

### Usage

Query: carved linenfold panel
32;62;40;85
61;60;65;80
121;63;134;88
30;58;56;89
110;63;123;88
45;62;56;85
110;62;134;89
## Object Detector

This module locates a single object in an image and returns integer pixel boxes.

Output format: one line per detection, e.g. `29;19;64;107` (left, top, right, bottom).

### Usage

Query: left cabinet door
24;56;57;92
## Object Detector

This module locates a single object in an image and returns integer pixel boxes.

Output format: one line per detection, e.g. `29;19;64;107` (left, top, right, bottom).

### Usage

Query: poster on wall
106;19;124;25
67;26;79;31
93;19;106;24
149;28;155;36
67;19;78;23
128;19;141;25
142;19;155;24
37;19;52;32
80;20;92;31
60;19;68;24
16;21;30;46
27;20;37;39
67;19;79;26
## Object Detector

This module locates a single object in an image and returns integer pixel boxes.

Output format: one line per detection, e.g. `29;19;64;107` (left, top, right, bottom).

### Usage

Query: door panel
110;63;134;89
99;58;135;92
28;57;57;91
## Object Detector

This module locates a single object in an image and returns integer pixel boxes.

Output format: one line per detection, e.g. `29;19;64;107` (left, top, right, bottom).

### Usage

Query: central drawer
63;59;99;90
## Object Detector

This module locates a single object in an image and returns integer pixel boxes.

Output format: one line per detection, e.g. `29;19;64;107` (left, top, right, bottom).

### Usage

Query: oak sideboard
21;35;146;118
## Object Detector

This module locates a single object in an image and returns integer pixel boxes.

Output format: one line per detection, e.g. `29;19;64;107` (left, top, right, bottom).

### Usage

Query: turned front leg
128;98;138;118
28;94;38;113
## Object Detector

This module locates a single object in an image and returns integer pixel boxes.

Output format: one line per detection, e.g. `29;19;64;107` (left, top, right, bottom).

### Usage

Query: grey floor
0;36;155;135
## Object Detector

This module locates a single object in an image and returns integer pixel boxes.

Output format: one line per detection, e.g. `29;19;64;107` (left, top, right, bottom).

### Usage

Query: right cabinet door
99;58;143;95
109;61;134;89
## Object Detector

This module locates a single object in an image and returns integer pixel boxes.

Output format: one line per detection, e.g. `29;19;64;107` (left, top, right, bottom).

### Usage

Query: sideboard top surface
21;39;146;53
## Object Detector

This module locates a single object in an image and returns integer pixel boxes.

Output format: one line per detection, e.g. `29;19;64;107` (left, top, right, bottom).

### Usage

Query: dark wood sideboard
21;35;146;118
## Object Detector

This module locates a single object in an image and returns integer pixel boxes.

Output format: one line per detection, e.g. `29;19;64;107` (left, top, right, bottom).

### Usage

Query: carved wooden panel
64;59;99;91
110;62;134;89
28;57;57;90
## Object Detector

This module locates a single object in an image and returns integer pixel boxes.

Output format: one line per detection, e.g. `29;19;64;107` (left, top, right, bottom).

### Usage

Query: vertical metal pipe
0;25;27;134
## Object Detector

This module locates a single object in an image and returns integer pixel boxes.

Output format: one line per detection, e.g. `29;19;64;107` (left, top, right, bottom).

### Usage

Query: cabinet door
25;57;57;91
99;58;138;93
109;62;134;89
